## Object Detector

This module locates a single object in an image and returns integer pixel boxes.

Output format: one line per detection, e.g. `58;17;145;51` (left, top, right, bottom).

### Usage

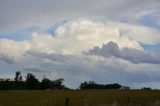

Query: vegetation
79;81;122;89
0;71;127;90
0;71;67;90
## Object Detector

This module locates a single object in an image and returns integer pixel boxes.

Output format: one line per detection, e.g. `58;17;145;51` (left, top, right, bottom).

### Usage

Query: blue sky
0;0;160;89
138;10;160;29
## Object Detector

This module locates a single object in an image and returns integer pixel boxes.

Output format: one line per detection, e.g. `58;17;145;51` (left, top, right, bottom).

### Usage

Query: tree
105;83;121;89
14;71;23;81
79;81;96;89
52;78;65;89
25;73;40;90
13;71;24;90
40;77;52;90
142;87;152;90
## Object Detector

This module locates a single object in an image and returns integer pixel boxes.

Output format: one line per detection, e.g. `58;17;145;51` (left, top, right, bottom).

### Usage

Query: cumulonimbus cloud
0;18;160;63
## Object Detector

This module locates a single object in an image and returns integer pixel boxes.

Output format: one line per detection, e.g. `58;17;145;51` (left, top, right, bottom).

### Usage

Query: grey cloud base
11;50;160;88
88;41;160;64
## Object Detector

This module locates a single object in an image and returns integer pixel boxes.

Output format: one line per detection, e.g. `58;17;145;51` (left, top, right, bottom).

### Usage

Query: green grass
0;90;160;106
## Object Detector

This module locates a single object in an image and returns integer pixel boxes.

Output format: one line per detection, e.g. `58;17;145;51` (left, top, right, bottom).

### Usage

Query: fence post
66;97;69;106
127;97;130;102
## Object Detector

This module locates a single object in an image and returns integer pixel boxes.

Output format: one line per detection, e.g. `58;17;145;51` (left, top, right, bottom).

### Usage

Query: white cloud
112;22;160;45
0;19;138;60
1;18;160;58
0;18;160;63
54;18;144;52
0;39;30;63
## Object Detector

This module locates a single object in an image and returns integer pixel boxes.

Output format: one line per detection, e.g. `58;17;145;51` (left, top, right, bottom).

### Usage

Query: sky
0;0;160;89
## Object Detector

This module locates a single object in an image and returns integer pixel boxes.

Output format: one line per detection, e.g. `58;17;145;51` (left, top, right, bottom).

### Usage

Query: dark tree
79;81;97;89
142;87;152;90
0;72;68;90
14;71;23;81
40;77;52;90
25;73;40;90
52;78;65;89
79;81;122;89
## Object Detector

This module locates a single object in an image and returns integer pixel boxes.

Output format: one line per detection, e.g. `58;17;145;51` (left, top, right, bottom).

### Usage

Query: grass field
0;90;160;106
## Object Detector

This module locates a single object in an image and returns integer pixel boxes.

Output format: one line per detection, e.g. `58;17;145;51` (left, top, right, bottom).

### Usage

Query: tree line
1;71;154;90
0;71;67;90
79;81;122;89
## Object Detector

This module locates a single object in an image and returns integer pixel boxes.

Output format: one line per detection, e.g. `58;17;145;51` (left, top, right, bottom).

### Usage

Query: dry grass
0;90;160;106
